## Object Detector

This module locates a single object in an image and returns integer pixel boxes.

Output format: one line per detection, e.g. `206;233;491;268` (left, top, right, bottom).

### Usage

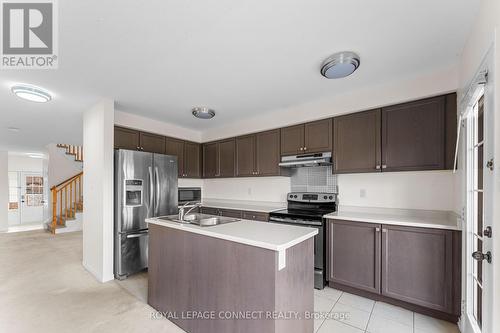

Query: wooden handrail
51;172;83;234
51;171;83;190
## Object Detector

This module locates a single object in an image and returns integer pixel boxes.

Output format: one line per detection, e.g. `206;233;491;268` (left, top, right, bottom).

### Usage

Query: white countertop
146;217;317;270
200;198;286;213
324;206;461;231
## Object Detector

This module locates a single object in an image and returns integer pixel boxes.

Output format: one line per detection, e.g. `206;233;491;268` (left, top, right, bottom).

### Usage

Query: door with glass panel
19;172;44;224
466;94;493;333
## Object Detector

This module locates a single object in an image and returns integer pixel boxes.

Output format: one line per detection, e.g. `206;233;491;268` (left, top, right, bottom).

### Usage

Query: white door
8;172;20;225
465;89;493;333
19;172;44;224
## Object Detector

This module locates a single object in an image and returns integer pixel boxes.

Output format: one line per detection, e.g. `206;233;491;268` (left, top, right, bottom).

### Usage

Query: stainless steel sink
158;213;240;227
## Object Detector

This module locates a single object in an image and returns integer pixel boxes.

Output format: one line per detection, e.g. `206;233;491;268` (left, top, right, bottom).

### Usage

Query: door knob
483;226;492;238
472;251;492;263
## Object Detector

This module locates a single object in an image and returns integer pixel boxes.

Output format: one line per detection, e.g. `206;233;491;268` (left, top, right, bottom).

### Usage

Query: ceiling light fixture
11;84;52;103
192;107;215;119
27;153;45;159
320;51;360;79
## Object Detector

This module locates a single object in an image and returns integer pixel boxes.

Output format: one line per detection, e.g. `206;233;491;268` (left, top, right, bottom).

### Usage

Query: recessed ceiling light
27;153;45;159
321;51;360;79
11;84;52;103
7;127;20;132
192;107;215;119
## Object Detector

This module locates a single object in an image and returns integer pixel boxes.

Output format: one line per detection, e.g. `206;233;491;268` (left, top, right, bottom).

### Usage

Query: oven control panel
287;192;336;203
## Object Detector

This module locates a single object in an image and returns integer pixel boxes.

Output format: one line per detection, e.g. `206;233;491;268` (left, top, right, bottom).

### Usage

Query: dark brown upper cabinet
165;138;185;177
382;96;446;171
236;130;281;177
235;135;256;177
165;138;201;178
256;129;281;176
203;139;235;178
114;127;165;153
281;119;332;156
183;142;201;178
328;220;381;294
280;124;304;156
139;132;165;154
114;127;140;150
304;119;333;153
333;110;381;173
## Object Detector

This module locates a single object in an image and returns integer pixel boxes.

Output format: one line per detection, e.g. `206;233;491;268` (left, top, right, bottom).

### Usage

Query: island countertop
146;217;317;253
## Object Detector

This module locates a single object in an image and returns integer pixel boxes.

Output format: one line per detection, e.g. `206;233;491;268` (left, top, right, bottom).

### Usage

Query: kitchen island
146;217;317;333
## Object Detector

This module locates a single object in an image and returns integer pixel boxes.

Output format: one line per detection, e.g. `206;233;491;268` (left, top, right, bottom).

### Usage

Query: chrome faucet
178;201;202;221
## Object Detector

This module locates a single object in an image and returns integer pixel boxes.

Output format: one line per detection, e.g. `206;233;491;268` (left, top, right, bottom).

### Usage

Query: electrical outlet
360;189;366;198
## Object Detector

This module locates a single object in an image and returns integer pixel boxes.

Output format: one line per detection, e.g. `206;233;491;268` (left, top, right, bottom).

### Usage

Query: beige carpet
0;230;184;333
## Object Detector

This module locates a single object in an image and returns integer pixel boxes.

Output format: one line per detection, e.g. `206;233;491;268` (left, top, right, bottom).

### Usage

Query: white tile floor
313;288;460;333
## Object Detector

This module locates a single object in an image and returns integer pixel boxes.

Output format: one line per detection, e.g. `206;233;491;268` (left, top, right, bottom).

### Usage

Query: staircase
47;172;83;234
57;144;83;162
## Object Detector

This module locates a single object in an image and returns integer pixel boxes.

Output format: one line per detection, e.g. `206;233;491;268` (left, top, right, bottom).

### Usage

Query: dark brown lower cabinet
381;225;454;313
201;207;268;221
242;211;269;222
328;220;381;293
328;220;461;322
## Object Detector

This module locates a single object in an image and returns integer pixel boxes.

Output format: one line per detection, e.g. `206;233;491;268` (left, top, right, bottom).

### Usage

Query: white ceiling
0;0;479;152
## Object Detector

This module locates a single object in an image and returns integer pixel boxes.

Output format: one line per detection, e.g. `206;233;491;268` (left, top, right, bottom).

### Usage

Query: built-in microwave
178;187;201;205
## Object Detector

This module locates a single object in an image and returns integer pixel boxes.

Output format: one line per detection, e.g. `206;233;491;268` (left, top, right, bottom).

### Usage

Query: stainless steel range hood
279;152;332;168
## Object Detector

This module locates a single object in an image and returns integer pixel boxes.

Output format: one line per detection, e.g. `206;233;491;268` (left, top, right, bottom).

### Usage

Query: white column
0;151;8;232
82;99;114;282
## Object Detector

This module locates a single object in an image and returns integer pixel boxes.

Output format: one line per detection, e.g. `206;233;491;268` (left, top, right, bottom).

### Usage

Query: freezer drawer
115;231;148;280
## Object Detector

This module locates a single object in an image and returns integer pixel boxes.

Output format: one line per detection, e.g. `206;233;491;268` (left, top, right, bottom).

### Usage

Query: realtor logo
1;0;58;69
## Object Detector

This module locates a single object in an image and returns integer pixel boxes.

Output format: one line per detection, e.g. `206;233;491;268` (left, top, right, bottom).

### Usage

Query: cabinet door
220;209;242;218
140;132;165;154
242;211;269;222
200;207;219;215
235;135;256;177
304;119;332;153
329;220;381;293
381;225;453;313
256;129;280;176
114;127;140;150
165;138;185;177
333;110;381;173
203;142;219;178
382;96;445;171
280;124;304;156
183;142;201;178
219;139;235;177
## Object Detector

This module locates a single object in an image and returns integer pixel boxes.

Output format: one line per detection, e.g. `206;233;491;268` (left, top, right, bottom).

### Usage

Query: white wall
203;177;290;203
202;65;457;142
46;144;82;188
82;99;114;283
0;152;8;232
115;110;202;142
8;154;44;172
337;171;455;211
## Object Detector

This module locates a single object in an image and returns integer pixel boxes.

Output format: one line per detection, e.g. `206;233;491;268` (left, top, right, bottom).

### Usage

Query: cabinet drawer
200;207;219;215
242;211;269;222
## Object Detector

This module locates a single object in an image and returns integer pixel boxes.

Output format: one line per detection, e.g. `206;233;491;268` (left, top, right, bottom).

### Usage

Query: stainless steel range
269;192;336;289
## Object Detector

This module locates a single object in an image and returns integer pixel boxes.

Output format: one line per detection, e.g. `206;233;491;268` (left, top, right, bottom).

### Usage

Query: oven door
268;216;325;289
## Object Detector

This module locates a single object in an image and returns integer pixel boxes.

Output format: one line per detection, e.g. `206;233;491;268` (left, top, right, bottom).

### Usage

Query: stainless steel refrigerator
114;149;178;280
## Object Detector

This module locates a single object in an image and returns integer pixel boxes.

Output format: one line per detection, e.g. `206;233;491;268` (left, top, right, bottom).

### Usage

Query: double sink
158;213;240;227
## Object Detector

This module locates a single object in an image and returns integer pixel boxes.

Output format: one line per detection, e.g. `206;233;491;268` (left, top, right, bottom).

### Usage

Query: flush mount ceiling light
192;107;215;119
320;51;360;79
7;127;20;132
11;84;52;103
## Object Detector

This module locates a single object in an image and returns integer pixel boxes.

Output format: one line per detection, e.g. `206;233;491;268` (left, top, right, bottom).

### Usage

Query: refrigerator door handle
148;166;154;215
126;231;149;239
155;166;160;216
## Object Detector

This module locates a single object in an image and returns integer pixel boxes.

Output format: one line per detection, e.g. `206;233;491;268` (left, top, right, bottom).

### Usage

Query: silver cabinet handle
375;227;380;232
382;228;387;233
375;165;381;170
126;231;148;239
304;147;307;151
382;165;387;169
299;147;304;151
136;146;140;150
